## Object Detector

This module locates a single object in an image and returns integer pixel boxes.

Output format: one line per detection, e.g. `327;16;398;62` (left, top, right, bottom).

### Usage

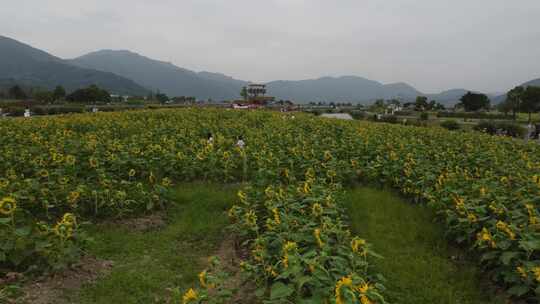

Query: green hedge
473;121;525;138
437;111;510;120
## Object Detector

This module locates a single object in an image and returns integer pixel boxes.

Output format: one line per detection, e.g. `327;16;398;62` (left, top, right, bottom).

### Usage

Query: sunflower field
1;108;540;302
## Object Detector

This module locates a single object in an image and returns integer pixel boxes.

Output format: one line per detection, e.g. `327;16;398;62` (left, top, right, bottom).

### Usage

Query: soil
203;237;257;304
16;257;113;304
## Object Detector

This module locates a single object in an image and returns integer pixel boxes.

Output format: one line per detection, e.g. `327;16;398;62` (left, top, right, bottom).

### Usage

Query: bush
375;115;398;124
2;106;25;117
349;110;367;120
440;120;461;131
394;110;415;116
404;119;428;127
497;122;526;138
125;100;146;106
48;107;86;115
420;112;429;121
474;121;525;138
437;111;509;120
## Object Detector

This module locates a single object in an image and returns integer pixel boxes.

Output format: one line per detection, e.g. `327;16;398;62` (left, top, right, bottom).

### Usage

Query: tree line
0;84;108;103
498;86;540;121
0;84;198;104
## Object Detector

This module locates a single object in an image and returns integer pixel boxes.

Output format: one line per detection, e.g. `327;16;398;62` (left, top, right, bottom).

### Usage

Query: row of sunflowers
175;174;386;304
1;108;540;301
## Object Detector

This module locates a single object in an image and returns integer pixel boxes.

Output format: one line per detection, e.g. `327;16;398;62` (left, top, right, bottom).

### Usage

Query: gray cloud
2;0;539;93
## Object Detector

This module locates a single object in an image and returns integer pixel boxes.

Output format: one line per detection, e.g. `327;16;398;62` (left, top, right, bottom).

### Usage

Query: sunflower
182;288;198;304
351;237;366;254
62;213;77;226
38;169;49;178
65;155;76;165
0;178;9;188
0;197;17;215
89;157;98;168
161;178;172;187
53;222;73;239
67;191;81;204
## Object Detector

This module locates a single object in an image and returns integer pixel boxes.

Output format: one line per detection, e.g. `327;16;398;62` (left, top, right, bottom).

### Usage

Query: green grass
343;187;507;304
67;183;239;304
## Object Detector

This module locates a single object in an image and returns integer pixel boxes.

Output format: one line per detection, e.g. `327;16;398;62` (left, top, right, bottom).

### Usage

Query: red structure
232;83;275;109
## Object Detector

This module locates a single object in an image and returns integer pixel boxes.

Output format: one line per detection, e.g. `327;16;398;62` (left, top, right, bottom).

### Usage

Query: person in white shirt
236;135;245;149
526;123;535;142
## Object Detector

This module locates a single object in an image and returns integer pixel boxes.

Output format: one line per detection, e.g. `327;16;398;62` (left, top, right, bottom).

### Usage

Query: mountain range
0;36;147;95
1;36;538;105
69;50;247;100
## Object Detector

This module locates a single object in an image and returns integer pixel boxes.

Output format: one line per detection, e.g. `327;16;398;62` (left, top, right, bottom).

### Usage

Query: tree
8;85;27;100
433;101;445;111
53;86;66;102
459;92;490;112
414;96;428;111
506;86;525;120
373;99;385;107
521;86;540;122
66;85;111;103
240;86;248;101
155;93;169;104
33;90;54;103
497;99;513;116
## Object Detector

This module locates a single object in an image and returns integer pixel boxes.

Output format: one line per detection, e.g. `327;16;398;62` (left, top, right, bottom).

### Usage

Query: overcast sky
2;0;539;93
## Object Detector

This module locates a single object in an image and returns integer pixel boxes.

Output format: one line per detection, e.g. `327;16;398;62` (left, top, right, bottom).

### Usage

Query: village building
233;83;276;109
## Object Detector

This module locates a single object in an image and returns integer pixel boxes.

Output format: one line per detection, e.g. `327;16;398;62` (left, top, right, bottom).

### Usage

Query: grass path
343;187;507;304
67;183;238;304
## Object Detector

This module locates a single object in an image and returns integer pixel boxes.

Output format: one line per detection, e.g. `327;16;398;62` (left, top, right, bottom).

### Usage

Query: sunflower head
0;197;17;215
62;213;77;226
54;222;74;239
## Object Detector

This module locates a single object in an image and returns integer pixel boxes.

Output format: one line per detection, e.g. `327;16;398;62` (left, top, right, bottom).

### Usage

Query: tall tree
8;85;27;100
66;85;111;103
521;86;540;122
240;86;248;102
53;85;66;102
33;90;54;103
414;96;428;111
497;99;513;116
459;92;490;112
155;93;169;104
506;86;525;120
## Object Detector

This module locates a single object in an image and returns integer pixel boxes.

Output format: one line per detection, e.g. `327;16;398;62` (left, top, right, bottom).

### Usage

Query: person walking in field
236;135;245;149
526;123;534;142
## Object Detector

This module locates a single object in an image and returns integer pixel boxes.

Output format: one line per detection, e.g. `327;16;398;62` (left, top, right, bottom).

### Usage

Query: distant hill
491;78;540;104
426;89;471;105
70;50;248;100
0;36;148;95
523;78;540;87
266;76;424;103
266;77;482;105
71;51;481;104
